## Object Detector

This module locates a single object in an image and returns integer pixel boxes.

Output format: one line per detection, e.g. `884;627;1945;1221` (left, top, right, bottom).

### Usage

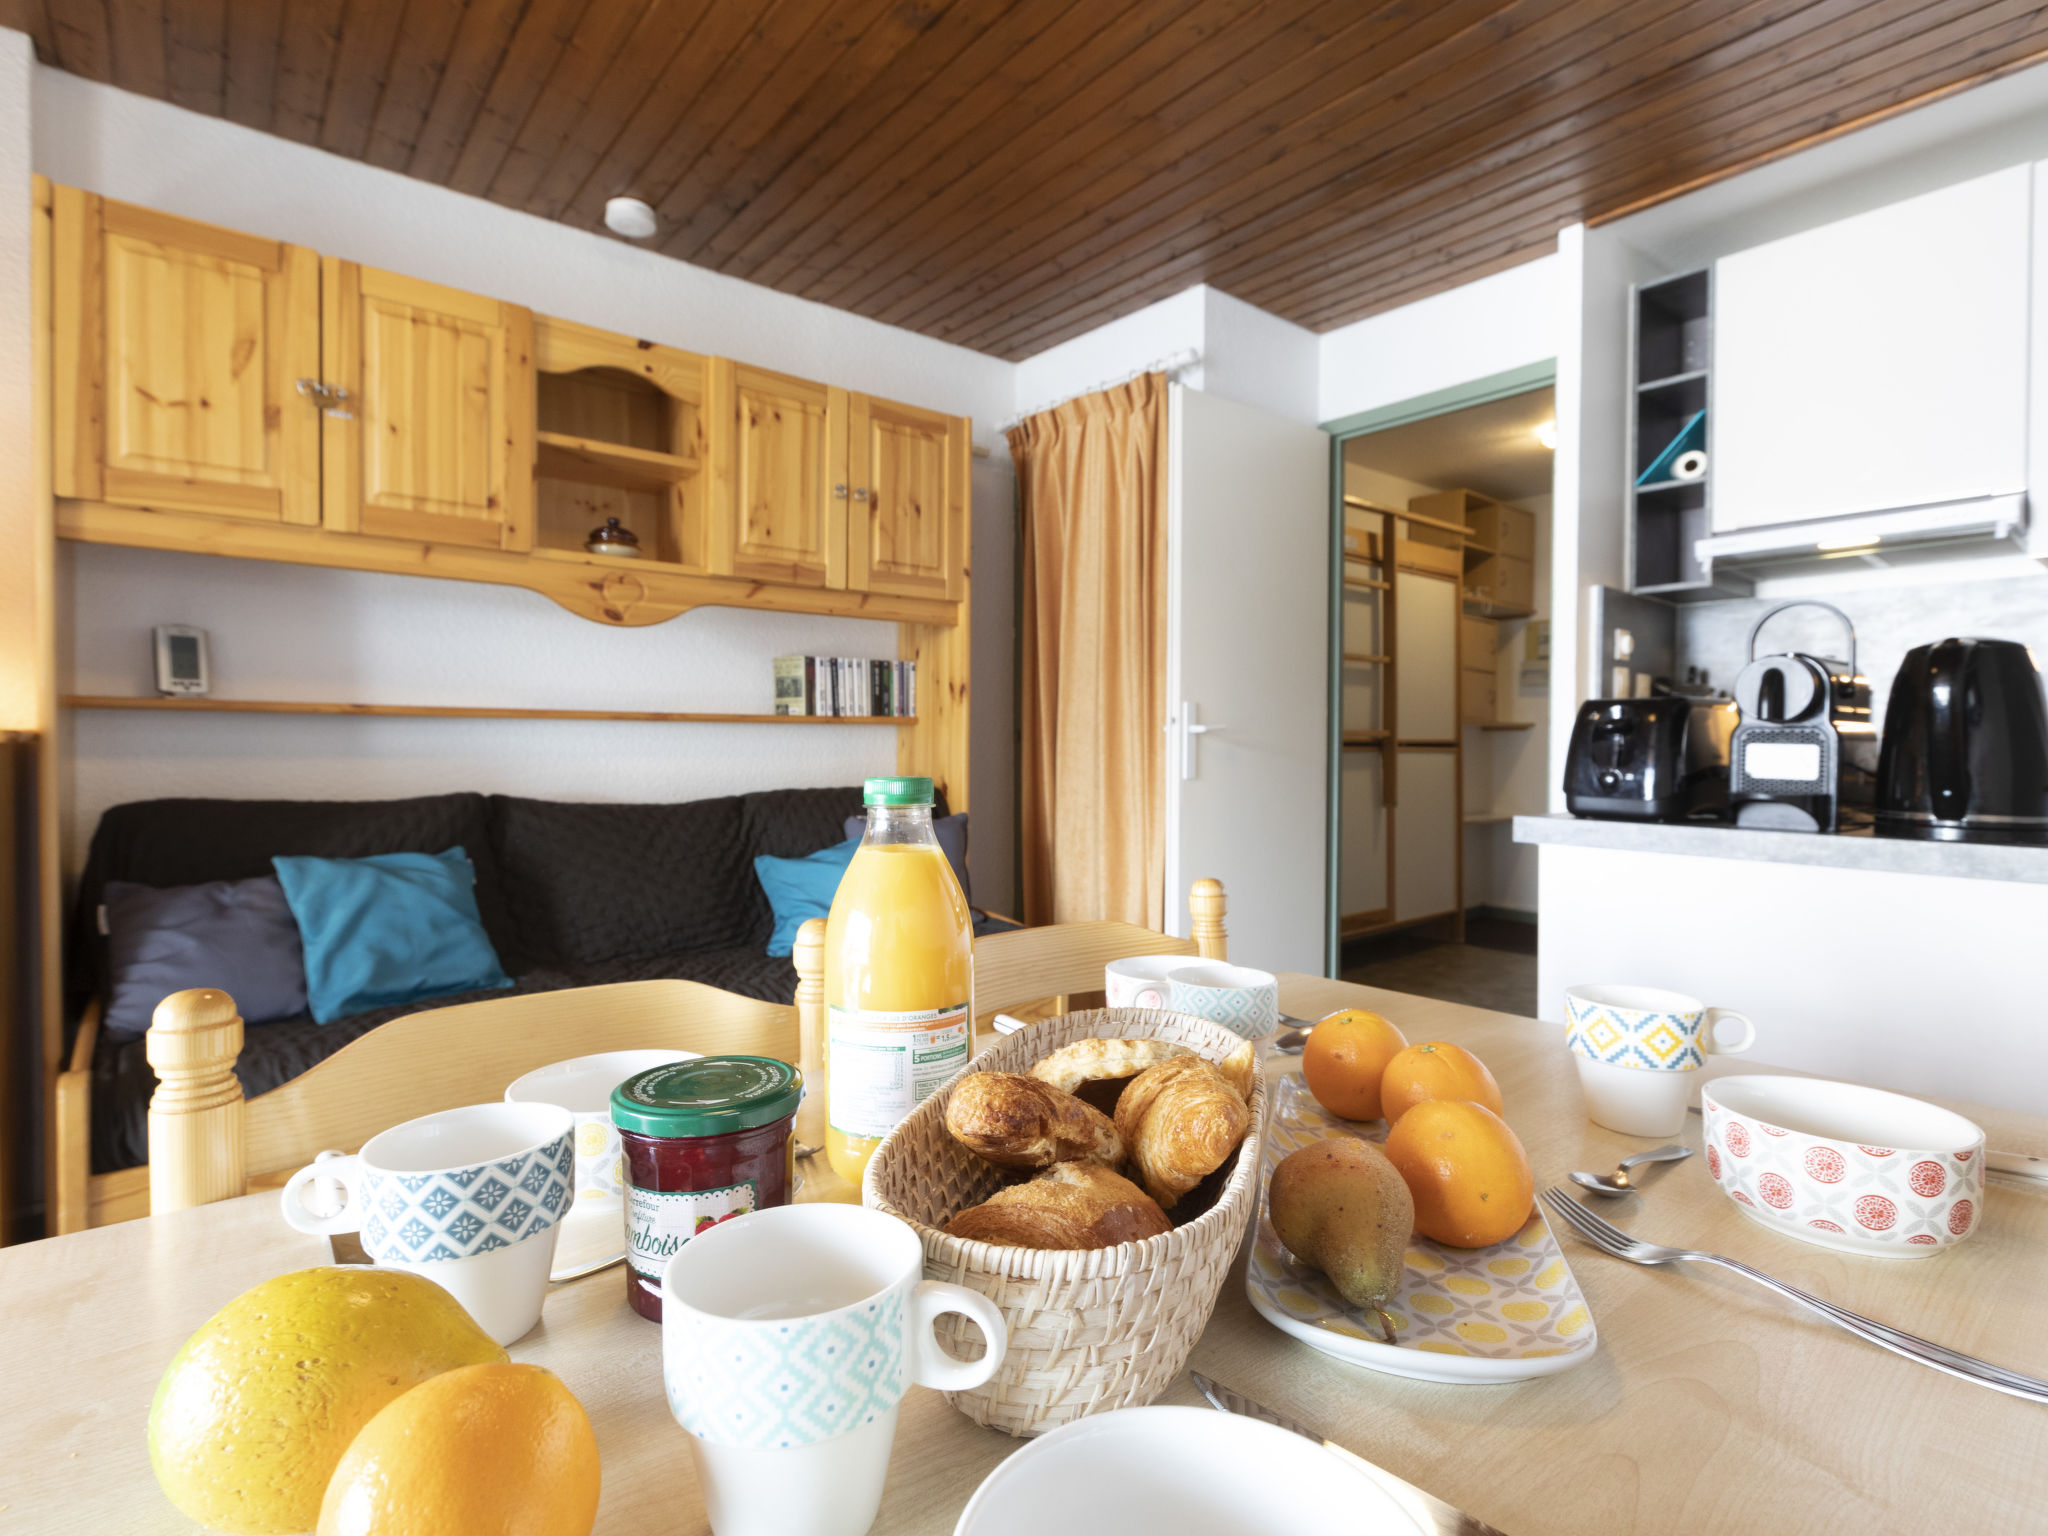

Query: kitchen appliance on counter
1565;696;1737;821
1876;637;2048;844
1728;601;1873;833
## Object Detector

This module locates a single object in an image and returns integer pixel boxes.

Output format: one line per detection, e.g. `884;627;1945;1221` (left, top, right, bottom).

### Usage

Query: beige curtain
1009;373;1170;930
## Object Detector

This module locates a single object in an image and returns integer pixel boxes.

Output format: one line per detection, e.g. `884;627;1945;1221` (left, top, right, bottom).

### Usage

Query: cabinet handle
853;487;869;502
833;483;849;499
296;378;354;421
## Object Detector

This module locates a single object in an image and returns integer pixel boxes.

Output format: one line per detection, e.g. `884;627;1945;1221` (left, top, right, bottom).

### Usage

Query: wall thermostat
154;625;210;697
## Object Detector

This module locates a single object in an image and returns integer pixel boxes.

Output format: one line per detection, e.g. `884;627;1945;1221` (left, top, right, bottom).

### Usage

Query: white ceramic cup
1103;954;1193;1010
1563;984;1757;1137
280;1101;574;1345
1165;961;1280;1040
662;1202;1008;1536
505;1049;697;1212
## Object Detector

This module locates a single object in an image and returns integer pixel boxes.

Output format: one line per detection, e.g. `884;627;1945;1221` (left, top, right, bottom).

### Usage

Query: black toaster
1565;697;1734;821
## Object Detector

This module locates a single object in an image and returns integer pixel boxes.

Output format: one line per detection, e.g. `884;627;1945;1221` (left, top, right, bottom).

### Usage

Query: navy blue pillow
102;876;309;1040
842;812;972;905
272;847;511;1024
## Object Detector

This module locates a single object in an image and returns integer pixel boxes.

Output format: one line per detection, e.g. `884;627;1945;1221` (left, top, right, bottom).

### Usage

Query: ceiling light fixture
604;196;659;239
1534;420;1557;450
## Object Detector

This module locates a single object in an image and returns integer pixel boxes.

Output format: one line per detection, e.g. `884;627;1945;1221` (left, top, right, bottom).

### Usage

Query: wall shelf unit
63;696;913;725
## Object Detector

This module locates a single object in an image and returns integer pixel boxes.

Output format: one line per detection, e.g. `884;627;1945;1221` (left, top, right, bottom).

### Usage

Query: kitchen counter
1513;812;2048;884
1518;812;2048;1115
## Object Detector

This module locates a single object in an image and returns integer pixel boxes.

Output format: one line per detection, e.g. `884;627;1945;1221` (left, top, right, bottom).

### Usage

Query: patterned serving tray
1246;1072;1599;1384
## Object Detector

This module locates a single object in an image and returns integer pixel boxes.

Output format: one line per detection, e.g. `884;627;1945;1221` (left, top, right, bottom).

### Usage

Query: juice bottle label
624;1180;758;1279
827;1004;971;1139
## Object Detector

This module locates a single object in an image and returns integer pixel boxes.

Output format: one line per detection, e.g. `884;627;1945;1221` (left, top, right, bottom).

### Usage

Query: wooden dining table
6;973;2046;1534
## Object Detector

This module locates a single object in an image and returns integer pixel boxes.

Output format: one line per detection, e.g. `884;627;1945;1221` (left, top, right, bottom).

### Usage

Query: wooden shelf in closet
62;696;914;726
1344;574;1391;591
1341;729;1391;747
1473;720;1535;731
535;430;697;491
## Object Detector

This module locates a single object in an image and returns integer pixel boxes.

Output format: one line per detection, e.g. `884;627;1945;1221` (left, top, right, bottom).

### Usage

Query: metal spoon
1569;1144;1694;1196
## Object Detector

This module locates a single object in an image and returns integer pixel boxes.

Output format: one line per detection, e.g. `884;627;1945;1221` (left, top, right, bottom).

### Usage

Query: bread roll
944;1071;1124;1170
944;1162;1171;1249
1114;1055;1250;1210
1028;1037;1191;1096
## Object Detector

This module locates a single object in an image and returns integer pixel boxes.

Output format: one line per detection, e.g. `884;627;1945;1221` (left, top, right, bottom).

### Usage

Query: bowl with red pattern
1700;1075;1985;1259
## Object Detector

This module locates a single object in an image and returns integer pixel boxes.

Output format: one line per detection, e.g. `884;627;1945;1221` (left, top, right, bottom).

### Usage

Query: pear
1269;1137;1415;1342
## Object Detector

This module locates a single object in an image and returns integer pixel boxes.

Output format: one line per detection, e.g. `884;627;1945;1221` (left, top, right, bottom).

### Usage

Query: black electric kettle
1876;638;2048;844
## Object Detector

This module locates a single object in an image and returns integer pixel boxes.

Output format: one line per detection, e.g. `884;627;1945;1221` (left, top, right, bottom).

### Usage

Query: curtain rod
993;347;1202;437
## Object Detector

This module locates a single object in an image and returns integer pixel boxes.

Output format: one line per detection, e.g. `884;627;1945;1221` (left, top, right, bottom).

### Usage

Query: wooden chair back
145;980;797;1216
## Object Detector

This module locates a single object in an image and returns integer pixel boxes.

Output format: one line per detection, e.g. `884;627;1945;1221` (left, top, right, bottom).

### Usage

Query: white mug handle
907;1280;1008;1393
280;1151;363;1235
1704;1008;1755;1056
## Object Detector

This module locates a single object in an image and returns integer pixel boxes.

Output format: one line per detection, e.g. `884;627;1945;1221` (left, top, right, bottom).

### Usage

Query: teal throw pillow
754;836;860;958
272;847;512;1024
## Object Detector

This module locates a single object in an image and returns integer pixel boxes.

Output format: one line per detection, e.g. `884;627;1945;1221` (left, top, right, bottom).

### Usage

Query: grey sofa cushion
102;876;307;1041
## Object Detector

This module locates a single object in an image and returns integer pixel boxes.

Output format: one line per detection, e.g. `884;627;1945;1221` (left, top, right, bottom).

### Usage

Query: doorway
1327;380;1554;1014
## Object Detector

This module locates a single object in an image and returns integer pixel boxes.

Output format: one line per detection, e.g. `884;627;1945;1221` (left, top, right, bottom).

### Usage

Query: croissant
944;1071;1124;1170
1113;1055;1250;1210
944;1162;1171;1249
1029;1037;1191;1096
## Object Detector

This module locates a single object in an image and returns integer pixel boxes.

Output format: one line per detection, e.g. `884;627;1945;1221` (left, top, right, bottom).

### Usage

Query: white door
1712;165;2029;531
1164;385;1331;976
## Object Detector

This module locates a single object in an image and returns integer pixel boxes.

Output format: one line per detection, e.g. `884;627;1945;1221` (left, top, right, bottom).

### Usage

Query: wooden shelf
63;696;913;725
1463;811;1523;825
1343;574;1391;591
1393;507;1472;537
1638;369;1708;392
1341;652;1390;664
536;430;696;491
1341;729;1390;747
1473;720;1536;731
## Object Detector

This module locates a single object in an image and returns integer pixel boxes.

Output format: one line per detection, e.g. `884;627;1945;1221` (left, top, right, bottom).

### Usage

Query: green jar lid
610;1056;803;1138
864;775;934;806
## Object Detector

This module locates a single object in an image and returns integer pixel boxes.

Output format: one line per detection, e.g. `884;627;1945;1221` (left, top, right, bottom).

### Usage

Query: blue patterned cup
663;1203;1007;1536
280;1102;574;1344
1563;984;1756;1071
1166;962;1280;1040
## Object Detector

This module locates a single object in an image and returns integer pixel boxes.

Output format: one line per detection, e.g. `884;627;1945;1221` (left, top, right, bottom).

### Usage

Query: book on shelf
772;656;917;718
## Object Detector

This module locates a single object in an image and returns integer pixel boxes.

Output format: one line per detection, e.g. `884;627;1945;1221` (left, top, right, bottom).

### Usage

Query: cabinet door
1393;568;1458;741
848;394;967;600
323;262;534;550
1713;166;2029;530
1392;747;1459;922
51;188;320;522
714;362;846;588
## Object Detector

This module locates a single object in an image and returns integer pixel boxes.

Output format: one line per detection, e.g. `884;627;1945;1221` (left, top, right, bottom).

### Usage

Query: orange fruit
1301;1008;1408;1120
318;1363;600;1536
1380;1041;1502;1125
1383;1099;1535;1248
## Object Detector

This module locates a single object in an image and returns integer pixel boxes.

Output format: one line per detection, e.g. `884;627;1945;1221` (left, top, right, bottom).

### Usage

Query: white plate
953;1406;1425;1536
548;1199;628;1281
1246;1073;1599;1385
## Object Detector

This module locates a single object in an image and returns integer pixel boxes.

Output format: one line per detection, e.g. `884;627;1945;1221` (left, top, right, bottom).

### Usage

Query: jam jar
610;1056;802;1322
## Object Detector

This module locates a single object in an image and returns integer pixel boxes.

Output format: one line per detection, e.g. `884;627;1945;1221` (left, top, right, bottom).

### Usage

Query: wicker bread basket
861;1007;1265;1437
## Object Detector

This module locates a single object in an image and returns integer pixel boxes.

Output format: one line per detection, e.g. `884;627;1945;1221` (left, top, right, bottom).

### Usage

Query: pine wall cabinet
46;184;970;634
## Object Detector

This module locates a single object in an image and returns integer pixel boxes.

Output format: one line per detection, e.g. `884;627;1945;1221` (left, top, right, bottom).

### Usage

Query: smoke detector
604;197;658;239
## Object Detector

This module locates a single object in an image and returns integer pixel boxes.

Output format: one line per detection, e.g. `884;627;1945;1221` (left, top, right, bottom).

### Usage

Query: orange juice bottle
824;776;972;1189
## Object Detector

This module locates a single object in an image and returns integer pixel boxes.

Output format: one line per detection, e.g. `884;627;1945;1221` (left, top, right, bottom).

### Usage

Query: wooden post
146;989;246;1216
792;919;828;1149
1190;878;1228;961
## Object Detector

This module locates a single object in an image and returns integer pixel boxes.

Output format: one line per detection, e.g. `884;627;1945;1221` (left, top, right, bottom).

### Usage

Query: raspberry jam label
625;1180;757;1280
827;1004;971;1138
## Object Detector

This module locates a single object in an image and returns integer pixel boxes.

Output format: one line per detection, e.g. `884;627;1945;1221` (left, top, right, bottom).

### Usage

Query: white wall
1318;256;1560;426
29;62;1024;909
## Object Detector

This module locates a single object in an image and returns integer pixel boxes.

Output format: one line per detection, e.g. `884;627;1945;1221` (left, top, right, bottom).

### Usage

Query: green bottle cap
610;1056;803;1138
863;776;935;806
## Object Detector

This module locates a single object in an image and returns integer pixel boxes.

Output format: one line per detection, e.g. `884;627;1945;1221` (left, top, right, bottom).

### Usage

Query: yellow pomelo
149;1267;507;1535
318;1363;600;1536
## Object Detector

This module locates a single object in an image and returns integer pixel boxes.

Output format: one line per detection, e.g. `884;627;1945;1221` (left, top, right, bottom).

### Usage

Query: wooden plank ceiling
12;0;2048;359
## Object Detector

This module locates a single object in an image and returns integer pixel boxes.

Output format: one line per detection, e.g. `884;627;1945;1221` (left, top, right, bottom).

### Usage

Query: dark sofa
72;785;1003;1173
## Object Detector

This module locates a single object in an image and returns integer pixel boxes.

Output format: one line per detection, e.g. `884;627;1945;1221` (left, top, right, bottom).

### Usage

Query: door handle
1175;701;1226;781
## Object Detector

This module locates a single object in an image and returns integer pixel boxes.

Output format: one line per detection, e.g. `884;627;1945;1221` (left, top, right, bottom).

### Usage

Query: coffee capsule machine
1728;601;1873;833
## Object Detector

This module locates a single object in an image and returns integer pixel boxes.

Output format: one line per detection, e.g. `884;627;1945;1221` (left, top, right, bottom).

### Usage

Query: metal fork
1540;1188;2048;1406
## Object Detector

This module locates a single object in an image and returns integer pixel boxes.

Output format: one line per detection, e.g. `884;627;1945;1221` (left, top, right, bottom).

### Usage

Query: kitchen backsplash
1671;569;2048;725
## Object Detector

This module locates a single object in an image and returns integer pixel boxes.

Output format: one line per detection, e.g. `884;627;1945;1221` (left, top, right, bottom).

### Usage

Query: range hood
1693;493;2027;581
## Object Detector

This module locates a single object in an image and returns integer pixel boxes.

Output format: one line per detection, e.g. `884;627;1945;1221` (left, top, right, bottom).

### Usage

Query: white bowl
953;1406;1425;1536
1701;1075;1985;1258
